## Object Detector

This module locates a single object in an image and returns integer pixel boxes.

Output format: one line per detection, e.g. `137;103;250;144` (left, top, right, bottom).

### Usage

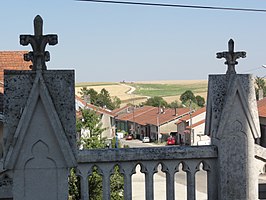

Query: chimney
174;108;177;116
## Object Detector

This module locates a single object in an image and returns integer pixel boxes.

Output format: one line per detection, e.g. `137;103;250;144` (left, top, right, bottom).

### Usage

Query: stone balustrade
76;145;218;200
0;16;262;200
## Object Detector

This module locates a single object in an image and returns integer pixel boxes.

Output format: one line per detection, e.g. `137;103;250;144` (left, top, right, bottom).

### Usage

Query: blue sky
1;1;266;82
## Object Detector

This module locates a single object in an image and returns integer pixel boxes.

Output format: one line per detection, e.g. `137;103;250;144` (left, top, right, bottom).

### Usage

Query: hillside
75;80;208;107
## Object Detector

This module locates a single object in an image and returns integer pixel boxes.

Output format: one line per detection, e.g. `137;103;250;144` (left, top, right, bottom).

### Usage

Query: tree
68;168;80;200
79;87;121;110
78;109;107;148
97;88;114;110
169;100;182;109
255;76;265;90
79;87;97;104
69;108;124;200
180;90;196;104
195;95;205;107
255;76;266;100
112;96;122;110
180;90;205;108
144;96;168;107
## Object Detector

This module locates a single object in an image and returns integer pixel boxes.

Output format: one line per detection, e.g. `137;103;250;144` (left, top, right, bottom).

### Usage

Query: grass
130;83;208;98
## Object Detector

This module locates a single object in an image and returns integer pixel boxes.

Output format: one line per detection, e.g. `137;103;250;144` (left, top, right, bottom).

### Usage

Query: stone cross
20;15;58;70
216;39;246;74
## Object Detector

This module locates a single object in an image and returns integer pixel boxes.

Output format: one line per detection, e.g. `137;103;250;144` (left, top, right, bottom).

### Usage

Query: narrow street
120;138;164;148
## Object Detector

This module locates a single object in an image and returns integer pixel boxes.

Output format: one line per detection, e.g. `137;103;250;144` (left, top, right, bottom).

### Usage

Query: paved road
120;138;165;148
120;139;207;199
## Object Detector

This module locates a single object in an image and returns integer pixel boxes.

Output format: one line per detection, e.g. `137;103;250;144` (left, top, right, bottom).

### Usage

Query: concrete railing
76;145;218;200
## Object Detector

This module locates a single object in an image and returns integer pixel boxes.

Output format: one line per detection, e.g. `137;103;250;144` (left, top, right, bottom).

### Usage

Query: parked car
167;136;176;145
142;137;150;143
125;135;133;140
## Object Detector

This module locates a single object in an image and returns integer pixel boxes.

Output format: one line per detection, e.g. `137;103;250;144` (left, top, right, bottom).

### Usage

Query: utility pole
132;93;136;137
189;99;193;145
157;103;161;143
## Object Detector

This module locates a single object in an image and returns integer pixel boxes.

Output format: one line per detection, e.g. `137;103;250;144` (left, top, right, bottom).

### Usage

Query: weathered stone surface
3;70;76;200
205;74;260;139
205;73;260;200
4;70;76;156
77;145;218;163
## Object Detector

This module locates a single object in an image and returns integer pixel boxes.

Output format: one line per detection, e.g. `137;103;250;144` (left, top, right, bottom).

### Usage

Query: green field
130;83;208;97
75;80;208;105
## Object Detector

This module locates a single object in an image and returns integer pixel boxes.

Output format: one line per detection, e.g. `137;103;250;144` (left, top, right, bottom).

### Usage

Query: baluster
145;171;154;200
166;172;175;200
182;161;198;200
204;160;218;200
187;170;196;200
162;161;177;200
124;172;133;200
81;175;89;200
141;161;157;200
120;163;135;200
76;164;90;200
102;170;111;200
102;173;111;200
98;163;113;200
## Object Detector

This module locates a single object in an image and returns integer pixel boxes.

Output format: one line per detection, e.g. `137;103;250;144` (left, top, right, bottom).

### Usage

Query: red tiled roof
117;106;190;126
116;106;155;124
111;105;132;116
0;51;31;84
177;107;206;123
257;97;266;117
186;119;205;129
0;51;31;112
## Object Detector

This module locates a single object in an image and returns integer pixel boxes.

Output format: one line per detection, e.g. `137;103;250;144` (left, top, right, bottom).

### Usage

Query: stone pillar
2;16;77;200
205;74;260;199
3;70;77;200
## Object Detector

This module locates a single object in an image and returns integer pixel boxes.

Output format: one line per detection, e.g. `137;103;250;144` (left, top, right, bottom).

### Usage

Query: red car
167;137;176;145
125;135;133;140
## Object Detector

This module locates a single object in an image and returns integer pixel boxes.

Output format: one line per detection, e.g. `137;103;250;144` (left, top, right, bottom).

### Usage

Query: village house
75;95;116;139
1;16;266;199
175;107;208;145
257;97;266;147
115;105;190;141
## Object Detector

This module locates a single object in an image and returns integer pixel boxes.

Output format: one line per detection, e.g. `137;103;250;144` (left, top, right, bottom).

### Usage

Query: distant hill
75;80;208;107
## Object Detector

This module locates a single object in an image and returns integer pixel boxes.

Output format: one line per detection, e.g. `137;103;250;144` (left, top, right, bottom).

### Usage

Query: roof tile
117;106;190;126
257;97;266;117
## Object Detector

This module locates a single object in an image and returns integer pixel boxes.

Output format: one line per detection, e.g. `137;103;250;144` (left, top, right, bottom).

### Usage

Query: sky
1;1;266;83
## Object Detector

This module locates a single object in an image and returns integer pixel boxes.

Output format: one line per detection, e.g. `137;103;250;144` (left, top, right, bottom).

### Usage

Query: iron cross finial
20;15;58;71
216;39;246;74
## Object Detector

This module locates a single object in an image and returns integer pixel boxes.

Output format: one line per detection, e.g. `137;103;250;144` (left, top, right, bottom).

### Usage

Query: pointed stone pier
3;16;76;200
205;39;260;200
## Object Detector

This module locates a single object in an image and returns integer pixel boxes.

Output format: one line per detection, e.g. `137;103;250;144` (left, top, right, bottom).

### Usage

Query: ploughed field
75;80;208;107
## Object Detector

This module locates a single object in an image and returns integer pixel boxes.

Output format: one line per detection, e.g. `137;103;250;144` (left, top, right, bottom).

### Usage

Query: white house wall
193;123;209;145
160;118;180;134
190;112;206;125
101;114;115;139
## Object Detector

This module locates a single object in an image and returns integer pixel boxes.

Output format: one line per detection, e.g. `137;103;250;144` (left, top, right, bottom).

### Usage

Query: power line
77;0;266;13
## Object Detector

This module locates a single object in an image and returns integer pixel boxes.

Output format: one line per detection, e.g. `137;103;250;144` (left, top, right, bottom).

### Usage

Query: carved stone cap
216;39;246;74
20;15;58;71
